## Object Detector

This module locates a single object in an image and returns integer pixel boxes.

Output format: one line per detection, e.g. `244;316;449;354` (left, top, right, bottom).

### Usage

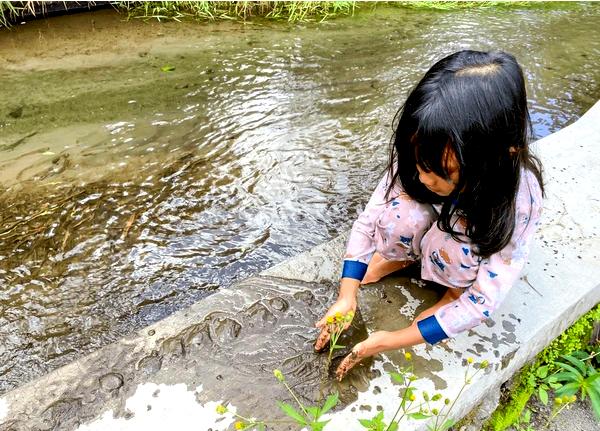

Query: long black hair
386;50;544;258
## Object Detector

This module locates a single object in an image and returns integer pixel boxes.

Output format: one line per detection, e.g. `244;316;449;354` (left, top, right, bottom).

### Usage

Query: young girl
314;50;544;380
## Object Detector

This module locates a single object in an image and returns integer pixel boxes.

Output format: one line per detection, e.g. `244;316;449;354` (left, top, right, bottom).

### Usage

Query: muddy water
0;3;599;394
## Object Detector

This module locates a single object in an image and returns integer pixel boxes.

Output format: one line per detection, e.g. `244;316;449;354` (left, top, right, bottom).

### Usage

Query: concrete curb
1;101;599;430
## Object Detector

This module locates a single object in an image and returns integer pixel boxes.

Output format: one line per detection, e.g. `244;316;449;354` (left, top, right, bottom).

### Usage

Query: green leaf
321;392;339;415
358;418;373;428
523;408;531;423
554;371;577;383
306;406;320;420
536;365;548;379
332;344;346;349
549;382;563;389
441;419;456;430
556;382;581;397
310;420;330;431
538;387;548;405
390;372;404;384
161;64;175;72
589;387;600;420
587;373;600;384
556;361;585;381
561;355;587;374
408;412;431;420
277;401;307;425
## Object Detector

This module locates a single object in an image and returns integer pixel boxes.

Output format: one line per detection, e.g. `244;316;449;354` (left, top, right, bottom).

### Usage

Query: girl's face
415;147;460;197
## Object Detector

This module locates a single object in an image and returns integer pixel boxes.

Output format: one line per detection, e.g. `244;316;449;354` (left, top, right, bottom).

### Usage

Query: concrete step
1;101;599;430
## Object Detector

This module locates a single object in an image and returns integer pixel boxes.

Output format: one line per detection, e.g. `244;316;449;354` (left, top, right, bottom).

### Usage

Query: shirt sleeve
341;170;393;281
418;171;543;344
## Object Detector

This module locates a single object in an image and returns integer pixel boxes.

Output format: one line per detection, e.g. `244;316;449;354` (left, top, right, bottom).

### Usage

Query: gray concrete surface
1;101;599;430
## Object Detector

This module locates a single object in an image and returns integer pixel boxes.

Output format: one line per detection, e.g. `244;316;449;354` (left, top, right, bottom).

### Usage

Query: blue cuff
341;260;369;281
417;315;449;345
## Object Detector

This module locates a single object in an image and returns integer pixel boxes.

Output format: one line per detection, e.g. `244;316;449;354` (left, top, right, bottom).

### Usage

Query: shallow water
0;3;599;393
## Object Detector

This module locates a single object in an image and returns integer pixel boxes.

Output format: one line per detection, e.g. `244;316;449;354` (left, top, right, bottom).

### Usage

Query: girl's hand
335;331;391;381
314;295;357;351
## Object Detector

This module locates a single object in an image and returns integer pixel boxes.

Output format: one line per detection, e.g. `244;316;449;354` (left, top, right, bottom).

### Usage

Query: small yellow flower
344;311;354;323
570;395;577;402
554;397;563;405
216;404;228;415
562;395;570;403
432;408;439;415
409;393;416;401
480;360;489;369
234;422;245;430
467;357;474;364
326;316;335;324
335;312;343;322
404;352;412;361
273;369;284;382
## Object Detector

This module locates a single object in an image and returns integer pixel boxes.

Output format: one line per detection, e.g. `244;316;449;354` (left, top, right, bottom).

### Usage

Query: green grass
484;304;600;431
2;1;547;28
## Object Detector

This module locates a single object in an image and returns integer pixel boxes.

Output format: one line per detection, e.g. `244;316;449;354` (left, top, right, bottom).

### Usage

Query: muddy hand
335;331;391;381
314;296;356;351
314;325;331;351
335;346;365;381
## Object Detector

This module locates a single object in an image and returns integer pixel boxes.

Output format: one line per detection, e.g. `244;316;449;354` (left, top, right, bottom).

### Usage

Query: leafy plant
358;354;488;431
325;311;354;364
549;349;600;419
274;369;339;431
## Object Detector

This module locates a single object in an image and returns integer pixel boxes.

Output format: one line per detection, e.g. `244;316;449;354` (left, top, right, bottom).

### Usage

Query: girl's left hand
335;331;391;381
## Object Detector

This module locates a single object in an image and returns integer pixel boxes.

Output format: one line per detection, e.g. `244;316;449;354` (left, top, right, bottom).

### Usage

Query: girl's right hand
314;295;357;351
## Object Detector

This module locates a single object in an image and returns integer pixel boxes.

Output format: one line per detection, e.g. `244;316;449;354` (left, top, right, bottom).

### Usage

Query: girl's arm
315;169;394;350
423;173;543;343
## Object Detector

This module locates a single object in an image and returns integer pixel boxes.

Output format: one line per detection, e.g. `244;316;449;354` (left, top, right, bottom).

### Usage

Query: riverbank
1;99;599;430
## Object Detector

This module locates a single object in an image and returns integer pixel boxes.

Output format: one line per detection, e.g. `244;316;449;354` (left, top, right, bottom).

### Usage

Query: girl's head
388;50;543;257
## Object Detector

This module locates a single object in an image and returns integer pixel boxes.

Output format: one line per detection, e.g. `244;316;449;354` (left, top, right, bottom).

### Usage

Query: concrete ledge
1;101;599;430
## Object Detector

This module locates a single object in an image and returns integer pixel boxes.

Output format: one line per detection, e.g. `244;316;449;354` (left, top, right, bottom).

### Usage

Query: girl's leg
361;252;415;285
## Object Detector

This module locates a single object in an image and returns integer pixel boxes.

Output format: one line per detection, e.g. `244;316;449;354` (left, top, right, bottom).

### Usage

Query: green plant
325;311;354;364
274;369;339;431
512;408;535;431
548;349;600;419
485;304;600;431
358;355;489;431
215;404;267;430
217;369;340;430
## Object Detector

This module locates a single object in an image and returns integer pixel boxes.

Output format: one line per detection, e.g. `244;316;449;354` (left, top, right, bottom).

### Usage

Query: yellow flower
467;357;474;364
409;394;416;401
404;352;412;361
344;311;354;323
326;316;335;324
273;369;284;382
335;312;343;322
216;404;227;415
554;397;563;405
234;422;245;430
570;395;577;402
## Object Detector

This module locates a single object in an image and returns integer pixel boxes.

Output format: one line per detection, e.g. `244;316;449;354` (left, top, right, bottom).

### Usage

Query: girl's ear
508;146;518;156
